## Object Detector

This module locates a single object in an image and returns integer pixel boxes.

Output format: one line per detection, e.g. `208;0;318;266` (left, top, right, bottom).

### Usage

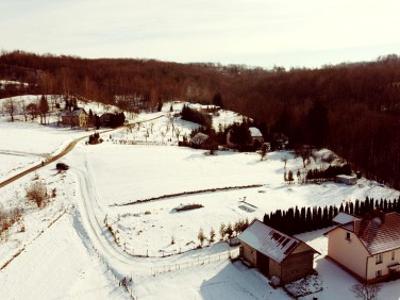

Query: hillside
1;51;400;190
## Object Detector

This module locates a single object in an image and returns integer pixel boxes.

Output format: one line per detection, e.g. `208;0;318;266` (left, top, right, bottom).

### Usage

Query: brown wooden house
238;219;319;285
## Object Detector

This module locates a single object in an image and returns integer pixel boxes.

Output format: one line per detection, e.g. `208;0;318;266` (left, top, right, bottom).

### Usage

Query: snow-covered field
0;120;91;180
81;143;399;257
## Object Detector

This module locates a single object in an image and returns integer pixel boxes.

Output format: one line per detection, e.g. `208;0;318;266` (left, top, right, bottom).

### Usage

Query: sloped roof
61;108;87;117
333;212;360;225
238;219;318;263
358;212;400;254
249;127;262;137
326;212;400;255
191;132;209;145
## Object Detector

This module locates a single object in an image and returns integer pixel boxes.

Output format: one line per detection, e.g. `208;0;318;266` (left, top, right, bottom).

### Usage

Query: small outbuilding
249;127;264;147
238;219;319;285
336;174;357;185
332;212;360;226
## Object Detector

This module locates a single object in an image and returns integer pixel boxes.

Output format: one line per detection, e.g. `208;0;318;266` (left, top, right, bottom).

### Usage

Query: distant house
61;108;89;128
238;219;319;285
249;127;264;147
325;212;400;283
336;174;357;185
226;126;264;149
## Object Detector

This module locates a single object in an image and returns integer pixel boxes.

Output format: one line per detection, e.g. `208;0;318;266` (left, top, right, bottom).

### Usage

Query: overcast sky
1;0;400;68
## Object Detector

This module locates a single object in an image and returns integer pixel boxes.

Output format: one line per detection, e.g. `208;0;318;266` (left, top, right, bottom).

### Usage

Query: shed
336;174;357;185
249;127;264;147
238;219;319;285
332;212;360;225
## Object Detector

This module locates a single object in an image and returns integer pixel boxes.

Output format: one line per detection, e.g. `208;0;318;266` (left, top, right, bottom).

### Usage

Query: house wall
327;228;369;279
281;251;315;283
240;243;257;266
366;248;400;281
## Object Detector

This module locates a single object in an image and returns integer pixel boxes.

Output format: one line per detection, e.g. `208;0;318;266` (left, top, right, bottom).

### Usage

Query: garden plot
86;143;399;257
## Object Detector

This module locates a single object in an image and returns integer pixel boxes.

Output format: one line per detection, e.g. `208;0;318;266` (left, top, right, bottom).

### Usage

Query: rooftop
238;219;317;263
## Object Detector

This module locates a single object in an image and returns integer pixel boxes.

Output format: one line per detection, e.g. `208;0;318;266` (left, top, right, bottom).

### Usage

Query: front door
256;251;270;276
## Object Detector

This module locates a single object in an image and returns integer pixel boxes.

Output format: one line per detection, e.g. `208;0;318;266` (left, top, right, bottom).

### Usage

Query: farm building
238;219;319;285
336;174;357;185
249;127;264;147
60;108;89;128
325;212;400;283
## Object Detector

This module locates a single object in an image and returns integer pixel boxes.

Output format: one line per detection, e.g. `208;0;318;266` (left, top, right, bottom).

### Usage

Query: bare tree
351;283;380;300
26;103;38;120
197;228;206;247
4;99;16;122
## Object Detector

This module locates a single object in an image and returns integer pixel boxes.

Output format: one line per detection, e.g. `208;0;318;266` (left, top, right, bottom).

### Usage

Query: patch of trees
305;164;352;182
181;105;212;128
88;132;103;145
263;196;400;235
107;112;126;128
2;51;400;188
225;121;252;150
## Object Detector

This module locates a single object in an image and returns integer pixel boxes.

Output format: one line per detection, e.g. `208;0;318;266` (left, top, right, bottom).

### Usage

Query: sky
1;0;400;69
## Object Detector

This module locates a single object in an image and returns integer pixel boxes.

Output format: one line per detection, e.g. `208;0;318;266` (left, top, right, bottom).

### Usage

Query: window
376;253;383;264
346;232;351;241
376;270;382;278
392;251;396;261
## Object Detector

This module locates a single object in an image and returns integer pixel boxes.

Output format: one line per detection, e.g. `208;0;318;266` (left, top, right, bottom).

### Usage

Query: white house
325;212;400;283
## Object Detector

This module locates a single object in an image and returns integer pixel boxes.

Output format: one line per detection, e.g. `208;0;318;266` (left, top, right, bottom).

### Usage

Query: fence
149;248;240;276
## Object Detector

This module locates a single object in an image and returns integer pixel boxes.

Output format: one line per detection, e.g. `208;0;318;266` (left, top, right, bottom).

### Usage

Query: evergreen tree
287;170;294;183
39;95;49;124
212;92;223;108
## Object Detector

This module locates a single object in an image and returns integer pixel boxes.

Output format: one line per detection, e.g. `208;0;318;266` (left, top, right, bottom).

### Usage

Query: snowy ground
1;103;400;300
0;120;91;180
82;143;398;257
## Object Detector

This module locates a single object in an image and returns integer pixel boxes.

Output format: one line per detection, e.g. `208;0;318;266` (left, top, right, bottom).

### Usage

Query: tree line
263;196;400;235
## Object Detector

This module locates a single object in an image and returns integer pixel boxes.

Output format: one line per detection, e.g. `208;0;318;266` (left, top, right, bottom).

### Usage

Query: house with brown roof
325;211;400;283
238;219;319;285
61;108;89;128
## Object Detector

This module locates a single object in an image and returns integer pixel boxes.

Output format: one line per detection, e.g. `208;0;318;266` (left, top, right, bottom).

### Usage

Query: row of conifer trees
263;196;400;235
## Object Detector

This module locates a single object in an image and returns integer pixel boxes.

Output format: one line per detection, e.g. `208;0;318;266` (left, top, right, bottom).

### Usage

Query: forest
1;50;400;189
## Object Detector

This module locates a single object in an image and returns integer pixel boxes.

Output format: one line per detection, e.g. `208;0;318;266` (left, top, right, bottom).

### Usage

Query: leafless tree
351;283;380;300
4;99;16;122
26;103;38;120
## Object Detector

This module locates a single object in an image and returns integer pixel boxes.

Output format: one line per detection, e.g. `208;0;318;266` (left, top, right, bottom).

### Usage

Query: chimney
353;219;361;235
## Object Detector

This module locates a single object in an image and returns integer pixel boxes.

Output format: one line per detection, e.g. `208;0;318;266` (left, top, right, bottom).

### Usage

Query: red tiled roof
357;212;400;255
